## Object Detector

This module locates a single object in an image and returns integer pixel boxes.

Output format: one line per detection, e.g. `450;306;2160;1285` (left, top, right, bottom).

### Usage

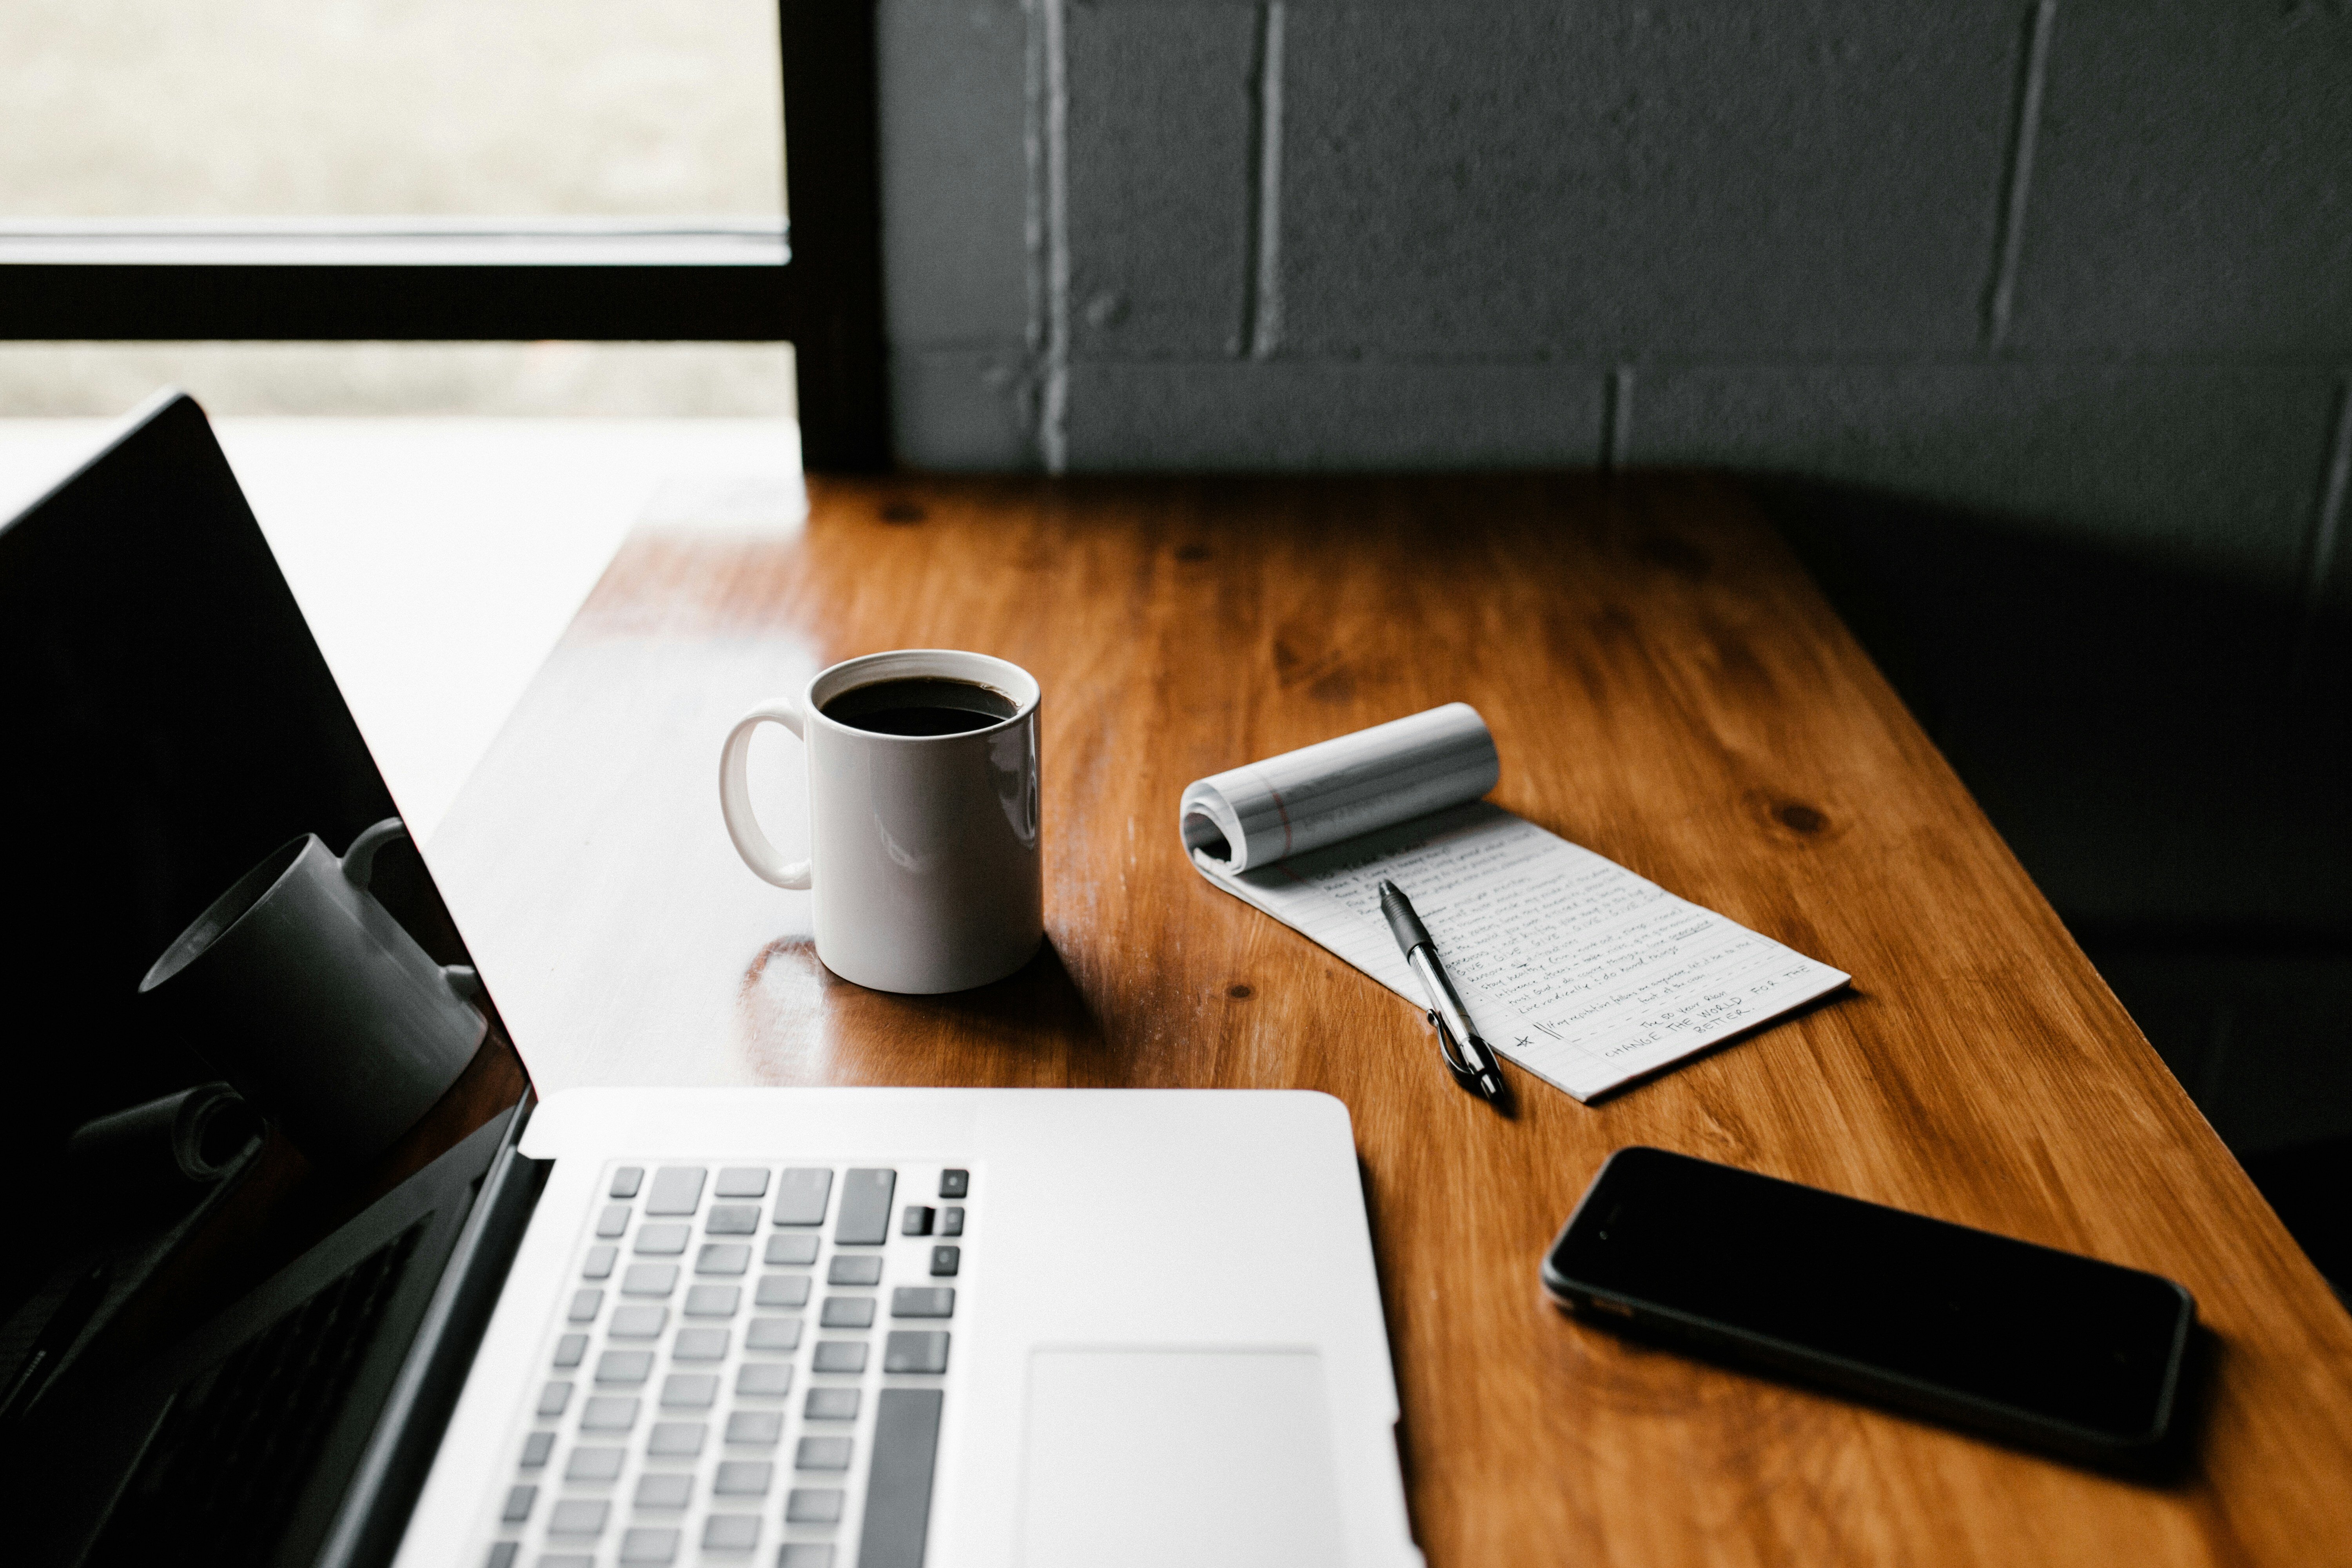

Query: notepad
1180;705;1851;1102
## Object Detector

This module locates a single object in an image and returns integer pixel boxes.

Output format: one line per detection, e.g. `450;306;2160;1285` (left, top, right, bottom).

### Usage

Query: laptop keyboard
481;1161;969;1568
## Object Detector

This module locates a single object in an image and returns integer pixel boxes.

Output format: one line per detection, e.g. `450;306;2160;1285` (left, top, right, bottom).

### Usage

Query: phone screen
1543;1148;2196;1453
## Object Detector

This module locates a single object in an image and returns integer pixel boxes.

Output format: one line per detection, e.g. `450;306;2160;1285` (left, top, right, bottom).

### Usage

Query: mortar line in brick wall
1038;0;1071;473
2292;372;2352;684
1022;0;1048;362
1981;0;2055;352
1601;367;1634;473
1240;2;1287;361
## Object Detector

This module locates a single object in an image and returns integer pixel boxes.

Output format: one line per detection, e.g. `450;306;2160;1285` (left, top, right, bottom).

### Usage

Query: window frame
0;0;889;470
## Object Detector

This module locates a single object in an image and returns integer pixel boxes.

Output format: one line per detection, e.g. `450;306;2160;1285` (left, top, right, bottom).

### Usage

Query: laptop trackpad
1018;1348;1348;1568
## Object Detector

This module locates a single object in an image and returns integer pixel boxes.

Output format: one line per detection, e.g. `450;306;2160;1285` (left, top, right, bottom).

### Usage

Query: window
0;0;785;221
1;1;888;463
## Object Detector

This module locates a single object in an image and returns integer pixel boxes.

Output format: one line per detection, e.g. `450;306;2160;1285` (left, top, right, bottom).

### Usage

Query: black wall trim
0;263;791;342
781;0;892;471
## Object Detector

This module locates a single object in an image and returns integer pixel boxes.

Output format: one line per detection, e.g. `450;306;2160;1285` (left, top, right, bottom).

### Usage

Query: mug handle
341;817;485;1007
719;700;814;889
340;817;409;889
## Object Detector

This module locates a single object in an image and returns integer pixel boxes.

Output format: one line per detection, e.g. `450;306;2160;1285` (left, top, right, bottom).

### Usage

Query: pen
1376;879;1507;1104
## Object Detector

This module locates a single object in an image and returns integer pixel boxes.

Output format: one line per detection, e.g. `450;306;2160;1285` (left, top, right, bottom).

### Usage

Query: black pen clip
1426;1010;1510;1111
1426;1009;1485;1091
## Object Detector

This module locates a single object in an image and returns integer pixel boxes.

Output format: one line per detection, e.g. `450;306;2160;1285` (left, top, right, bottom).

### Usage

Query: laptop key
747;1317;806;1352
765;1232;820;1266
595;1205;629;1239
567;1289;601;1323
795;1436;852;1471
596;1350;654;1385
635;1471;693;1507
633;1223;690;1256
697;1243;751;1276
736;1362;793;1397
685;1284;741;1317
673;1327;730;1361
938;1207;964;1237
609;1167;643;1199
565;1445;626;1481
580;1396;639;1430
757;1274;811;1308
644;1167;706;1216
786;1488;844;1523
821;1297;876;1328
705;1204;760;1235
812;1341;867;1374
859;1388;945;1568
703;1514;760;1551
618;1525;679;1564
501;1483;535;1523
726;1409;783;1445
827;1256;883;1287
901;1205;934;1237
521;1430;557;1467
646;1421;706;1458
485;1544;518;1568
552;1333;589;1367
938;1169;969;1198
778;1548;835;1568
835;1169;895;1245
773;1168;834;1227
548;1499;608;1535
882;1331;949;1375
660;1374;718;1409
537;1381;573;1417
715;1166;770;1198
610;1305;668;1338
930;1246;959;1278
581;1245;616;1280
805;1387;860;1421
714;1458;774;1494
891;1287;954;1319
622;1263;678;1297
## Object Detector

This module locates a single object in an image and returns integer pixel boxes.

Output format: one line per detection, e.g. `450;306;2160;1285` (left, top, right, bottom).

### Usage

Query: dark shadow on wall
1753;478;2352;1292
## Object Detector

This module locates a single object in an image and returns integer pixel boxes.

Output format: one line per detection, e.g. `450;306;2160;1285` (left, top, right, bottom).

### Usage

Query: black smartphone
1541;1147;2198;1467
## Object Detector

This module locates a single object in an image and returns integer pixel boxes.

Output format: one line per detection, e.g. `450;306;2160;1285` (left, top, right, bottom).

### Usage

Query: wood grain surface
431;472;2352;1567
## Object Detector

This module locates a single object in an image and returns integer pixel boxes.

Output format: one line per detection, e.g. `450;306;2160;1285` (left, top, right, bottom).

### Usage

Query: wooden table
432;472;2352;1567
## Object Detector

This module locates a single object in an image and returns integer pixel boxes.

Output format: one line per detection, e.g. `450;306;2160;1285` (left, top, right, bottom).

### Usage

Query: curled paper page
1179;703;1501;873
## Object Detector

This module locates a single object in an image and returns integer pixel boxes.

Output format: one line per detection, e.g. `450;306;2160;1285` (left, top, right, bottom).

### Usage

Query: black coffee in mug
820;675;1019;736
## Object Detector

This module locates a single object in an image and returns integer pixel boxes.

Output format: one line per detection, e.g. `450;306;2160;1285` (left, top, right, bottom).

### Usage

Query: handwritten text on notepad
1229;802;1848;1100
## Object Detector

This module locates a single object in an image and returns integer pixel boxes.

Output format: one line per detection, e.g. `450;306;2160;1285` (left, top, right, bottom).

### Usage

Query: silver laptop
1;395;1420;1568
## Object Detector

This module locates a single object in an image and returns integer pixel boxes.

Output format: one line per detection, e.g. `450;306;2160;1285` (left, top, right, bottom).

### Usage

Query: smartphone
1541;1147;2198;1466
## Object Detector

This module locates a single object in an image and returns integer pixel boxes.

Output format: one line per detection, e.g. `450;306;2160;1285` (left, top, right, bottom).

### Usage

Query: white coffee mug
138;818;486;1166
719;649;1043;993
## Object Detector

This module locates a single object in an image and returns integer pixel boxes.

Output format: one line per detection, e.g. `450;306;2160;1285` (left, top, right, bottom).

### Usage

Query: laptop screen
0;393;498;1330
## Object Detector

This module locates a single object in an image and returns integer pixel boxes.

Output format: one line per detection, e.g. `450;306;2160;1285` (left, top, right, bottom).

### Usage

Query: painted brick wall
875;0;2352;1213
878;0;2352;605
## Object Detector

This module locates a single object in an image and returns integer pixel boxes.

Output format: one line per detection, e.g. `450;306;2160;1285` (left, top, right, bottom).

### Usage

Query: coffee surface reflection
820;675;1018;737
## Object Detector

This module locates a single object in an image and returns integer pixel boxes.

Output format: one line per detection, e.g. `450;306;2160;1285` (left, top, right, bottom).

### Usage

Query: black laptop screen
0;394;484;1325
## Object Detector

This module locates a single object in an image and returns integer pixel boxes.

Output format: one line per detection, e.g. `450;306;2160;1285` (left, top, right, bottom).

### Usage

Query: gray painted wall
875;0;2352;1258
878;0;2352;605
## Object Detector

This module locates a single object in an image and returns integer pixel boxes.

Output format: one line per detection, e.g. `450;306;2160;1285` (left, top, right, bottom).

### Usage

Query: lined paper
1190;789;1849;1102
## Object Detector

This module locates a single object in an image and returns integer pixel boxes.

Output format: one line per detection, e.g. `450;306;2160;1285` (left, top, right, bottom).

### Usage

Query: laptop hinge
312;1093;550;1568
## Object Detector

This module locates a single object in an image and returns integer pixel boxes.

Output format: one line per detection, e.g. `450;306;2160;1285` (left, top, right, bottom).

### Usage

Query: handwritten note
1198;800;1849;1102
